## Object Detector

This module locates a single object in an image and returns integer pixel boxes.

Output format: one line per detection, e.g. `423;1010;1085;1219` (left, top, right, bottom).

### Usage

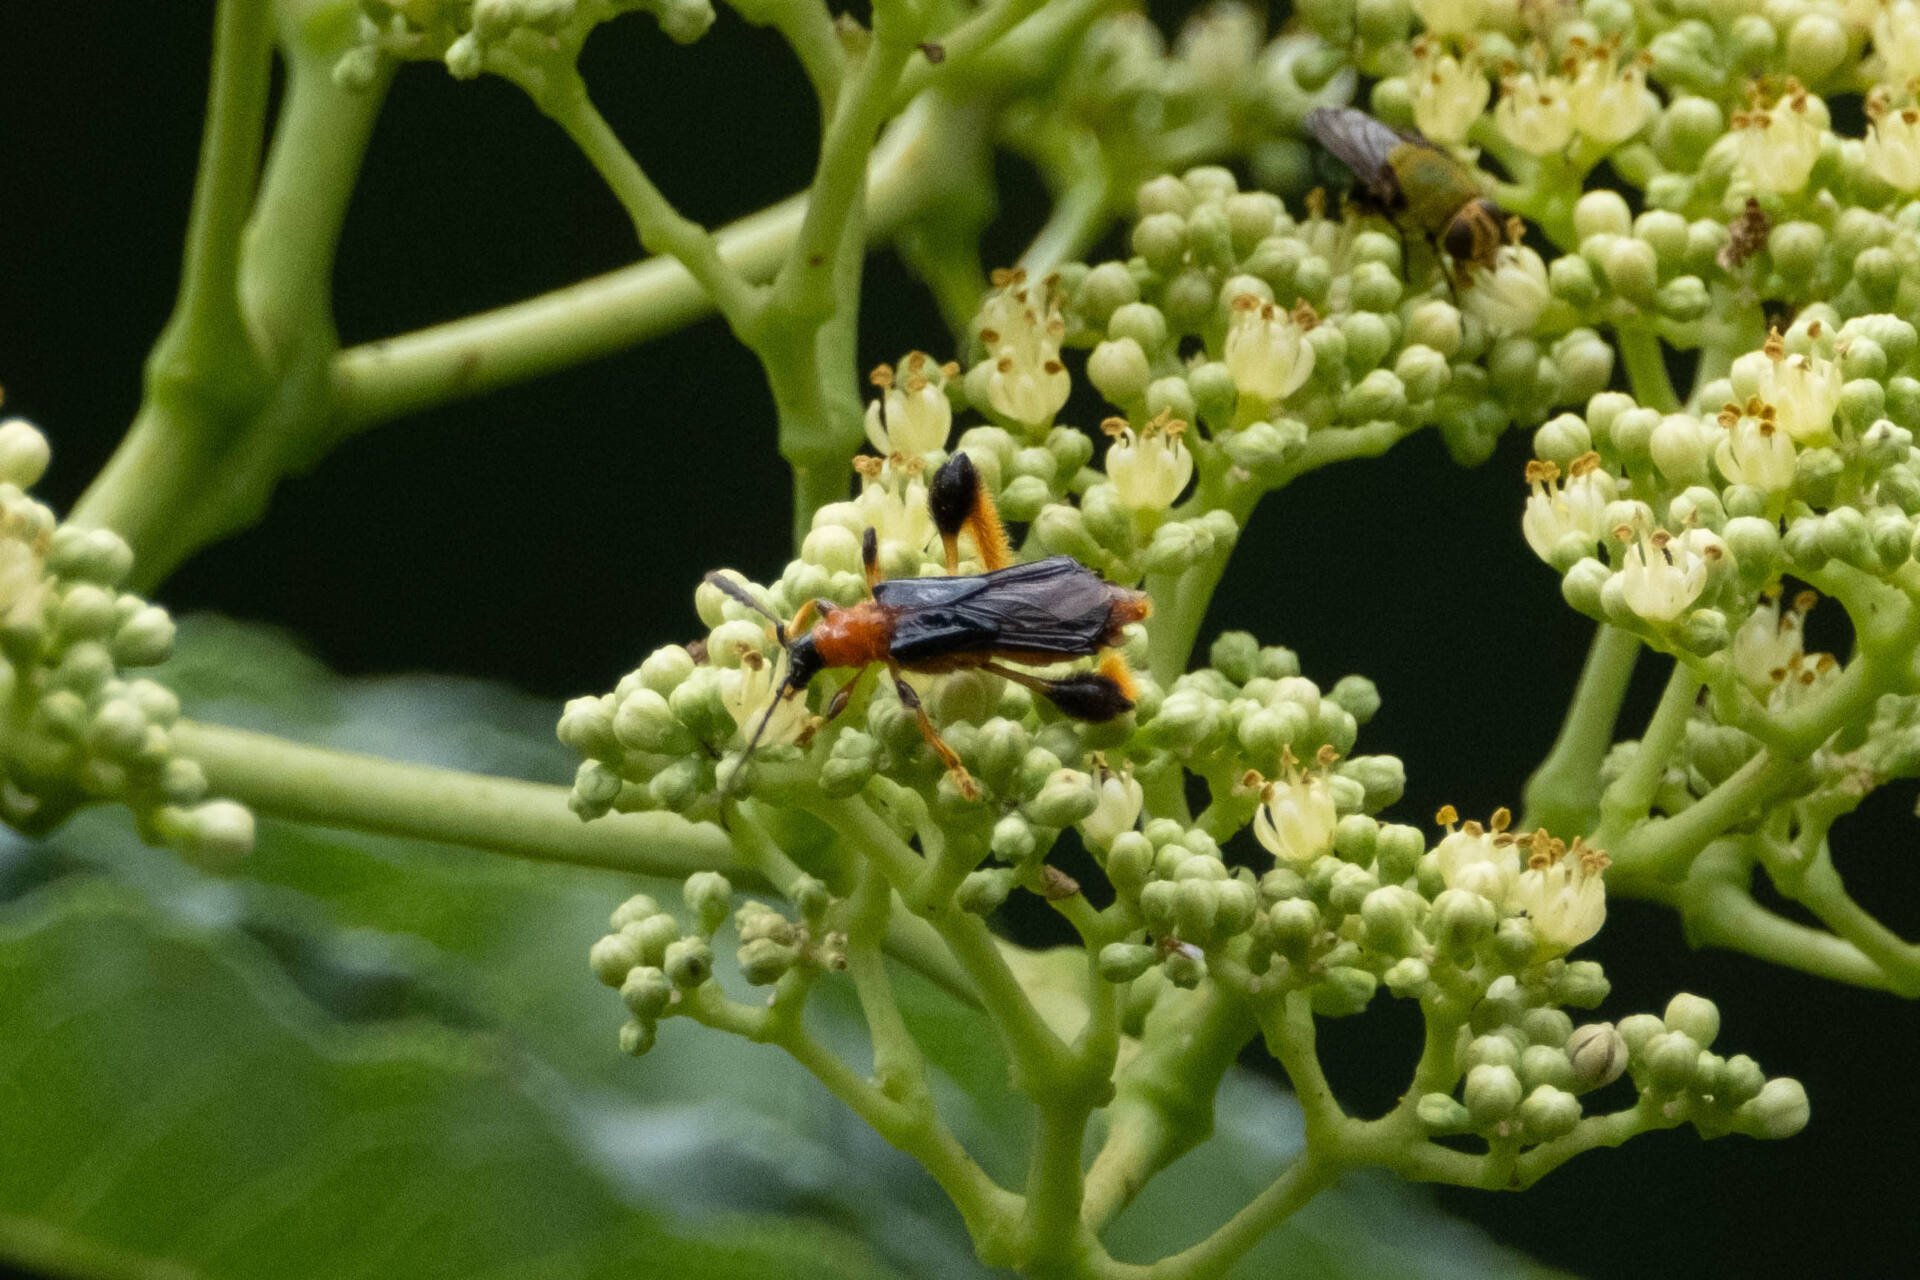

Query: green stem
169;719;734;876
1676;843;1895;990
1610;752;1807;888
535;72;763;330
1521;624;1639;836
1080;983;1255;1233
1595;658;1702;838
1788;846;1920;995
1618;326;1680;414
1134;1154;1339;1280
73;17;388;590
328;98;949;432
848;862;935;1101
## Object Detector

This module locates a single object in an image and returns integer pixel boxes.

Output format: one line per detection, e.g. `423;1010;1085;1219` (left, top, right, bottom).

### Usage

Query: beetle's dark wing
1303;107;1406;207
880;557;1124;662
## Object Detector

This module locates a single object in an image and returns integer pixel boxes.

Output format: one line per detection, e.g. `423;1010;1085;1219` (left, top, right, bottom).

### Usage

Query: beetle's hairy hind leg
890;666;979;799
985;653;1139;722
929;452;1012;573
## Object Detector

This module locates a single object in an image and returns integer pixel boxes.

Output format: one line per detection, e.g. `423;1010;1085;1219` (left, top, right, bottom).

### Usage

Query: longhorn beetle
707;452;1150;799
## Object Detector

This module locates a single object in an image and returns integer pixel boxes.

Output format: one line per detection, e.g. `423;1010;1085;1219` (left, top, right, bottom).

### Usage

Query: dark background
1;4;1914;1278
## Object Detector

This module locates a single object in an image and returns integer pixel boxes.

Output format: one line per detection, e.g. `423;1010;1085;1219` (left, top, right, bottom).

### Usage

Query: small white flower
1434;810;1522;904
1730;592;1810;698
1712;399;1797;492
1731;332;1841;444
1507;835;1608;954
1873;0;1920;86
1619;528;1715;623
1564;41;1653;147
1522;452;1614;563
1224;294;1315;403
1411;41;1490;145
853;462;936;562
1253;773;1337;866
1733;83;1827;195
1464;244;1549;335
1495;70;1574;155
1865;103;1920;192
1102;412;1194;512
974;269;1070;428
720;652;810;745
864;353;954;458
1080;764;1144;850
1767;649;1842;712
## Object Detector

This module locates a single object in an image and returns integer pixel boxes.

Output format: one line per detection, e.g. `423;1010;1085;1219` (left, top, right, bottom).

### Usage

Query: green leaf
0;616;1563;1279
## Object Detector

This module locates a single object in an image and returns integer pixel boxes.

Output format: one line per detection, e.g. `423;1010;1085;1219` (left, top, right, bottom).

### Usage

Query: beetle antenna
717;670;801;809
702;571;788;643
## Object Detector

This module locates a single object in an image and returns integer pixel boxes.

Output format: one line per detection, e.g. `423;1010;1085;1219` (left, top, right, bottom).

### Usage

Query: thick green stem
73;17;387;590
1522;624;1639;836
1618;326;1680;414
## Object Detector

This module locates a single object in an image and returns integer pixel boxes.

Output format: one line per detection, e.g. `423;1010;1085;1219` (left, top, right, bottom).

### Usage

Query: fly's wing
1303;107;1407;207
880;557;1123;663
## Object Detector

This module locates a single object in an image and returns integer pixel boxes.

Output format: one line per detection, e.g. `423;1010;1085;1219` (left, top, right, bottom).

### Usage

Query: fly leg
889;664;979;799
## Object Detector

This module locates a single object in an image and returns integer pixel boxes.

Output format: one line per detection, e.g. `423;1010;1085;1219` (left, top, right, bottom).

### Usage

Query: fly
1304;105;1509;287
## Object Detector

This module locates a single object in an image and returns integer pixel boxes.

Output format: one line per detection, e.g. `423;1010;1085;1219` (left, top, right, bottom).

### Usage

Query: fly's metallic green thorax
1304;106;1509;281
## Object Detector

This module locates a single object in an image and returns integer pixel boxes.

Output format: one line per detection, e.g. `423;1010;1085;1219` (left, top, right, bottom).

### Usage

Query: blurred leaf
0;616;1563;1279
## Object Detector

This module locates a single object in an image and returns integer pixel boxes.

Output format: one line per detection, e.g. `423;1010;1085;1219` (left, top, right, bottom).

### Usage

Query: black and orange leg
984;652;1140;722
861;526;883;594
797;665;868;747
929;452;1012;573
889;663;979;798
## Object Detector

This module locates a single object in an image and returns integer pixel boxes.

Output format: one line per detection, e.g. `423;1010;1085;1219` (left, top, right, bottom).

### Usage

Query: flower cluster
0;420;251;868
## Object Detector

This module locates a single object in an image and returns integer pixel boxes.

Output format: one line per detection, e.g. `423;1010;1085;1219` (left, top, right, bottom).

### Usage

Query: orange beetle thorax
810;601;896;670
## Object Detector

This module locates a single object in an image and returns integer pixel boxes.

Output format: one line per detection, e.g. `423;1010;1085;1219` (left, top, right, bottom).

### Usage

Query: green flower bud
1310;965;1377;1017
173;799;256;870
621;964;674;1018
1431;888;1497;955
1108;302;1170;353
1417;1091;1472;1133
683;871;732;936
1659;95;1726;168
1574;190;1633;241
46;526;133;587
953;866;1012;916
1405;299;1463;356
86;698;147;763
1602;237;1659;306
1644;1029;1701;1091
1339;754;1404;812
997;475;1050;522
590;932;645;986
1839;380;1887;438
1663;992;1721;1047
1225;192;1285;254
663;936;713;989
608;895;663;931
1722;516;1780;585
1534;414;1593;467
1349;262;1403;314
614;688;695;755
1818;506;1876;570
55;585;116;645
1089;338;1152;404
0;419;50;488
990;813;1037;863
1872;511;1913;570
1182;362;1236;429
1616;1011;1665;1059
1185;205;1234;272
1024;768;1098;827
1341;369;1407;423
1721;1053;1768;1105
1677;608;1729;656
621;913;680;967
1303;320;1346;377
1655;275;1709;322
1267;897;1321;960
111;605;175;667
1162;271;1217;336
1133;211;1187;274
1735;1077;1809;1139
1522;1008;1578;1050
1769;220;1826;290
1466;1032;1522;1071
1076;261;1140;329
813;728;875;798
737;936;799;985
159;756;207;804
1383;956;1430;995
1785;11;1847;81
1782;516;1829;573
1099;942;1158;983
558;696;616;757
649;757;707;812
669;666;735;745
1544;253;1597;309
1206;630;1256;683
1464;1063;1524;1125
1519;1041;1578;1096
1145;376;1198;427
1164;945;1208;989
1033;502;1106;564
1333;813;1379;864
570;760;623;820
1519;1085;1583;1141
32;690;84;740
1106;831;1153;895
1550;958;1610;1007
1374;823;1424;882
619;1018;657;1057
1360;884;1422;954
1172;879;1219;940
